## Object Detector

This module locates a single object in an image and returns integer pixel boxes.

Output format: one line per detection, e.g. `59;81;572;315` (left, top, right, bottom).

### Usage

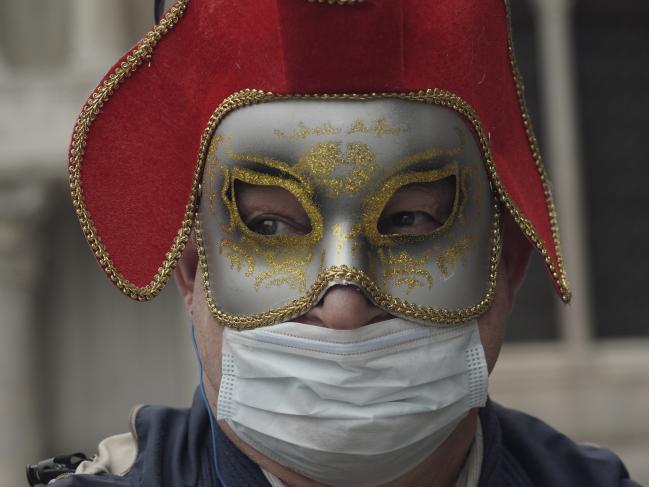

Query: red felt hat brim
69;0;571;303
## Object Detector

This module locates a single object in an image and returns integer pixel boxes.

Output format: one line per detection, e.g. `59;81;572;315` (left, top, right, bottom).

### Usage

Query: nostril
295;284;393;329
315;284;362;307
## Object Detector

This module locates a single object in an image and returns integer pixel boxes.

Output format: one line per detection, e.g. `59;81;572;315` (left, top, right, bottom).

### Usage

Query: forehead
214;98;471;162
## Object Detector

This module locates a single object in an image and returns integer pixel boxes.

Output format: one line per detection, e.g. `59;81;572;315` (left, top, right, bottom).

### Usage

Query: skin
175;183;532;487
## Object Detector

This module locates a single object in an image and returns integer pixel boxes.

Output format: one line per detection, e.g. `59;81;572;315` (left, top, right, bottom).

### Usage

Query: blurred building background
0;1;647;486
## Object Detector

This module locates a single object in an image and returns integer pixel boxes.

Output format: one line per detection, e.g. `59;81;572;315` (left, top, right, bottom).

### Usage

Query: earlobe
174;237;199;315
501;212;533;298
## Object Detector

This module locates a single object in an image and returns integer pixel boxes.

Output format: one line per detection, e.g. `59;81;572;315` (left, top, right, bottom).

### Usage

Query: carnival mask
197;95;500;329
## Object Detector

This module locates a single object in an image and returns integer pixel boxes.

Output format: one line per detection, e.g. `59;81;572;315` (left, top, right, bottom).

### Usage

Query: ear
501;211;533;298
174;236;199;315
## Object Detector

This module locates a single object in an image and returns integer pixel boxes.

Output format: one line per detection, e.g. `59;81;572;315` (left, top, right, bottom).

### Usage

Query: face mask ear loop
191;321;231;487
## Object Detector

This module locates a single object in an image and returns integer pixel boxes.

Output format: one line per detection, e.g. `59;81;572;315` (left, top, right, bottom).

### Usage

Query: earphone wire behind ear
191;321;231;487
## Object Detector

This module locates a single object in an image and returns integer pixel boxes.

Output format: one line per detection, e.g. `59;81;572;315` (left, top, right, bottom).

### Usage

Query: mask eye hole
377;175;457;236
234;181;313;237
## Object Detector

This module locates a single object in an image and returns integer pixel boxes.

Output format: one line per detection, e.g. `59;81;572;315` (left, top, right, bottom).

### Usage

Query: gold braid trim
69;1;190;301
503;0;571;302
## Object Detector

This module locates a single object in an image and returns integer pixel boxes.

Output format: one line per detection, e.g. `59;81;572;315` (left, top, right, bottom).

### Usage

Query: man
27;0;639;486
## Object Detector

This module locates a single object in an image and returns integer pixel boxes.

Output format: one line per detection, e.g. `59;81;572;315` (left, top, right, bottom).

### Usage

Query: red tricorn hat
69;0;571;303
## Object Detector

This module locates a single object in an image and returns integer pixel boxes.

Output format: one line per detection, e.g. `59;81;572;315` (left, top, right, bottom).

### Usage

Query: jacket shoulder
42;406;143;486
491;402;641;487
42;401;206;487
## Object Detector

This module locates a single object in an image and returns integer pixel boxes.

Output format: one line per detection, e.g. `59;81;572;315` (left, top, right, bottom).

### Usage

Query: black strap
26;453;88;486
154;0;165;23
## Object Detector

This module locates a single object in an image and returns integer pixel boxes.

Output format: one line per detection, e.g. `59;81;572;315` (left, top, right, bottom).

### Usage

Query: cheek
477;259;512;373
192;276;225;399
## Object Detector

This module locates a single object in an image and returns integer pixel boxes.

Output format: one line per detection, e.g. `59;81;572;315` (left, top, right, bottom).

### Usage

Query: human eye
379;211;439;235
246;216;307;236
235;181;312;237
377;176;456;236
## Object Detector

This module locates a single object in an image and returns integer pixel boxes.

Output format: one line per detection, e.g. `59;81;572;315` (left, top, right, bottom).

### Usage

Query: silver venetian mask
197;95;500;329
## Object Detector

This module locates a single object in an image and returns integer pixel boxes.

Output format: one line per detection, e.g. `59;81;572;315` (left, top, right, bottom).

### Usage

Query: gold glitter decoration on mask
362;162;460;247
223;138;313;191
219;165;236;233
274;121;341;140
394;277;425;293
347;118;404;137
229;166;324;247
379;248;434;294
436;236;475;277
255;255;311;292
238;235;313;293
219;238;255;277
332;223;362;254
295;142;378;197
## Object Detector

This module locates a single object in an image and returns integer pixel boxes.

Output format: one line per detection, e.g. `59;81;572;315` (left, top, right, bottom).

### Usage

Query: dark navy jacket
49;391;641;487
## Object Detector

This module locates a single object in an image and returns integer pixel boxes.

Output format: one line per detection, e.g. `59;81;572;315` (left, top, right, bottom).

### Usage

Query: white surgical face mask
217;318;489;487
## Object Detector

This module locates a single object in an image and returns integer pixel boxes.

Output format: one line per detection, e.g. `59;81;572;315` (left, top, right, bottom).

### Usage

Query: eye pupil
256;219;278;235
394;212;415;226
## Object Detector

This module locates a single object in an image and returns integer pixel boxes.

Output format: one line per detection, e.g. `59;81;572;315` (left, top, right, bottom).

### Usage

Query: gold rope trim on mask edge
503;0;571;303
68;0;191;301
197;200;502;329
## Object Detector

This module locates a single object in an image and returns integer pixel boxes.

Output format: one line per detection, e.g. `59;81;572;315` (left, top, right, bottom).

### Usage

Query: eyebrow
383;127;466;178
222;137;311;189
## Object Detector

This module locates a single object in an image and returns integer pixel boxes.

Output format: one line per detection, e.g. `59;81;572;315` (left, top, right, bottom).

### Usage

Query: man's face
177;98;530;483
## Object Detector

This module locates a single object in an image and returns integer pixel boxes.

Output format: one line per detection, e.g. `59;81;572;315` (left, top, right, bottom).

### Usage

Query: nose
298;285;392;330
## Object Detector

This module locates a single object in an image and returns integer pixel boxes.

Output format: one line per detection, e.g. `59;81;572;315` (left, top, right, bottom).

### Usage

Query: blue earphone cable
191;322;231;487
